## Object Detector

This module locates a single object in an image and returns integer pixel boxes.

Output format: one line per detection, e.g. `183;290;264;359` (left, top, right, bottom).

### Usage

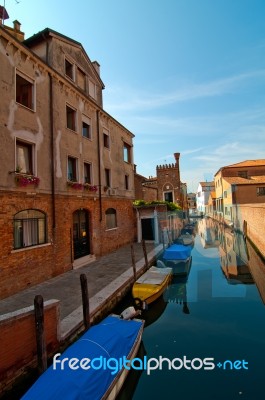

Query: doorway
141;218;155;241
73;209;90;260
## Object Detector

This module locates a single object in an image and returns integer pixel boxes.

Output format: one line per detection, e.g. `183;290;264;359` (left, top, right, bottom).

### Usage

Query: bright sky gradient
3;0;265;191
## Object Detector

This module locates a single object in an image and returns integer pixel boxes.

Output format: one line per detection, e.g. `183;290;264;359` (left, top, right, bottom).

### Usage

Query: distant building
196;181;215;215
214;159;265;225
134;152;187;209
134;153;187;243
187;192;196;212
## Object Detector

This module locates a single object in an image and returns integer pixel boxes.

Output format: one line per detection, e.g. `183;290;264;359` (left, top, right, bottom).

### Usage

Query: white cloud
104;69;265;113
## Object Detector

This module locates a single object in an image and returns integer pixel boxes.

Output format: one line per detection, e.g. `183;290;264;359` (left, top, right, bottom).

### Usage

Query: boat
158;243;193;275
175;233;194;246
163;243;192;263
132;266;172;306
21;314;144;400
157;256;192;276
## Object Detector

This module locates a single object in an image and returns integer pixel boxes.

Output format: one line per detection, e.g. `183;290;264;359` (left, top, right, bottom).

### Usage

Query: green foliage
133;200;181;211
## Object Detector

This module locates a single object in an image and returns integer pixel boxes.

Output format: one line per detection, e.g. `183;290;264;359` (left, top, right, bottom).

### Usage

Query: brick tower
156;153;181;206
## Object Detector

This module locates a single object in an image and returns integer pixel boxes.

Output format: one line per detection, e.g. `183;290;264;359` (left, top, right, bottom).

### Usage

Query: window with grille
105;208;117;230
14;209;46;249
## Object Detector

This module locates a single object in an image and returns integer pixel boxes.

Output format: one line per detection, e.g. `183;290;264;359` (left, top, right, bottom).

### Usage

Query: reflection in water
163;270;192;315
197;217;253;284
119;218;265;399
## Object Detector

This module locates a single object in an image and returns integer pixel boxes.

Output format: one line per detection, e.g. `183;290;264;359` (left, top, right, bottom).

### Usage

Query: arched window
14;209;47;249
105;208;117;230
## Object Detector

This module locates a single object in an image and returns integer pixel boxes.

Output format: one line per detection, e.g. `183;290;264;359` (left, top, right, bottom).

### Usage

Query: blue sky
3;0;265;191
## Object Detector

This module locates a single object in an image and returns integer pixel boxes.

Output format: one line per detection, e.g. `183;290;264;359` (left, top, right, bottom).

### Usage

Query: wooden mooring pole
34;295;47;375
141;239;148;269
131;243;137;280
80;273;90;330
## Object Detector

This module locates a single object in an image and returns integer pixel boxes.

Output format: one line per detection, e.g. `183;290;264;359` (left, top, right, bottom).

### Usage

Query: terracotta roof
214;159;265;176
199;181;214;187
223;176;265;185
226;159;265;168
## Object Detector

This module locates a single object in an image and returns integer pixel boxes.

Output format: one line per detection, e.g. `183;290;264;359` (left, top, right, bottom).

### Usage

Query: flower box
67;181;98;192
15;174;40;187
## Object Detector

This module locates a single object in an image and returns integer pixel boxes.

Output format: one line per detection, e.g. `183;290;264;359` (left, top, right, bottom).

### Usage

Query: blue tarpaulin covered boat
22;315;144;400
163;244;192;261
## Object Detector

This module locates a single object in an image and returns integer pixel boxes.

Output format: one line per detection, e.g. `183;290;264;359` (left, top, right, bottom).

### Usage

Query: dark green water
119;221;265;400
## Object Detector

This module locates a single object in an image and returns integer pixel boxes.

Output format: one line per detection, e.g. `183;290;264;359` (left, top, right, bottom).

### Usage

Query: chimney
1;18;25;41
92;61;100;76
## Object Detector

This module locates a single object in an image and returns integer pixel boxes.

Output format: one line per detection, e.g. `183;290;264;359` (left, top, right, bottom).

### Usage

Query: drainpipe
43;32;56;229
96;110;102;221
49;72;56;229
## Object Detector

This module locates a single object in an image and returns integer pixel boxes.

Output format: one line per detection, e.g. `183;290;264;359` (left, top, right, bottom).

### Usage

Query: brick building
0;21;136;299
134;152;187;208
133;153;187;243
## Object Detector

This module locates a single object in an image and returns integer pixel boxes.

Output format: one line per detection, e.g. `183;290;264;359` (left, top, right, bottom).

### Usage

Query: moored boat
132;266;172;305
175;233;194;246
157;256;192;276
158;243;193;275
163;243;192;263
21;315;144;400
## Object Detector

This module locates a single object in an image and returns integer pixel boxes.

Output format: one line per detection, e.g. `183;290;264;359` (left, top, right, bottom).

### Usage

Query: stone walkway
0;242;163;338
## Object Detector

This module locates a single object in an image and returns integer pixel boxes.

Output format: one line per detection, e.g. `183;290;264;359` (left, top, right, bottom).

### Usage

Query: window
125;175;129;190
105;168;111;187
82;117;91;139
77;67;86;91
16;140;33;174
238;171;248;179
103;132;110;148
65;59;74;80
89;80;96;99
84;162;92;184
164;192;173;202
68;157;78;181
66;105;77;131
123;143;131;163
105;208;117;230
257;187;265;196
14;209;46;249
16;72;34;110
224;191;227;198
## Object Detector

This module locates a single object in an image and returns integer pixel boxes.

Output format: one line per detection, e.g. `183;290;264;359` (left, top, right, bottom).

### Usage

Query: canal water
118;218;265;400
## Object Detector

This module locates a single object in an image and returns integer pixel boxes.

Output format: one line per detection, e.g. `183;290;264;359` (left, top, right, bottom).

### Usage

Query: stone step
72;254;96;269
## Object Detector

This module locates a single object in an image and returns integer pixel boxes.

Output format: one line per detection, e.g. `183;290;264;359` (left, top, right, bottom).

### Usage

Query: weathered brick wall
0;300;60;392
134;174;158;201
246;240;265;304
238;204;265;258
0;192;55;299
0;191;135;299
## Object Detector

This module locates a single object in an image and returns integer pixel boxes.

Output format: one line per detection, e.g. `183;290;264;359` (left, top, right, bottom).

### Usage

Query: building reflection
198;217;265;304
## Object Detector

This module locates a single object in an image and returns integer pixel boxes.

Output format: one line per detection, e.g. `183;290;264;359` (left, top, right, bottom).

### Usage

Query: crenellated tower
156;153;181;205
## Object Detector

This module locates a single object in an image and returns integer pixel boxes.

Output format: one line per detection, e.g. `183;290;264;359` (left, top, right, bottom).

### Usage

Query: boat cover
22;315;143;400
136;266;172;285
163;244;192;261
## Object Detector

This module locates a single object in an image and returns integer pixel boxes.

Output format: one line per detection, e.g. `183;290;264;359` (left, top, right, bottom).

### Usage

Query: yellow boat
132;266;172;305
